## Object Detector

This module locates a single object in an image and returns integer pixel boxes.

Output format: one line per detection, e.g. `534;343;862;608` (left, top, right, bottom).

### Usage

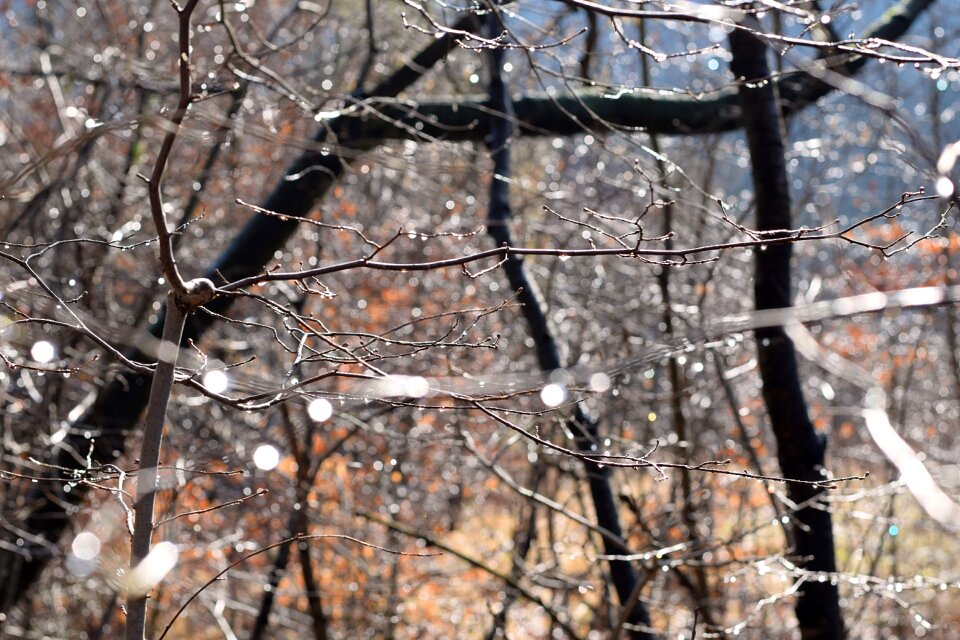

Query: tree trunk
484;20;653;636
729;21;845;640
0;17;474;612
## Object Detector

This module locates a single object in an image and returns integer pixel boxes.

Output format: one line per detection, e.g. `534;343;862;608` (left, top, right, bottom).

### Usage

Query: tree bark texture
124;298;186;640
485;24;653;637
0;0;933;611
0;17;474;611
729;22;845;640
332;0;935;142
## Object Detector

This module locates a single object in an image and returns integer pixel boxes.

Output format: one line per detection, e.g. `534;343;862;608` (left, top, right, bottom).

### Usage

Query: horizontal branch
220;192;941;290
334;0;934;140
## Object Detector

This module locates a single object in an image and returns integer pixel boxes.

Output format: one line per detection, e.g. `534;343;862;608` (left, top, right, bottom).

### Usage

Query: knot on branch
174;278;217;312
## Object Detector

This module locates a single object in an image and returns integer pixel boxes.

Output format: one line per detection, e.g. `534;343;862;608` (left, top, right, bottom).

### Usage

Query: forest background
1;0;960;638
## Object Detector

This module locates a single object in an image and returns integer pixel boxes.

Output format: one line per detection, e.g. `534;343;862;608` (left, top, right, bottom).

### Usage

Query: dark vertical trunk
484;18;653;637
729;23;845;640
0;0;933;618
0;18;475;612
248;528;294;640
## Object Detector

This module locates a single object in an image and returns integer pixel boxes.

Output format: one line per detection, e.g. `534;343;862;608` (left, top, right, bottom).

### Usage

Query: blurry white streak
67;389;97;423
721;357;757;381
937;139;960;174
342;286;960;401
313;110;341;121
802;274;822;304
50;424;68;445
175;458;188;488
211;597;240;640
820;381;835;401
717;286;950;334
156;339;181;365
791;138;823;156
8;263;960;404
24;467;190;585
863;396;960;530
351;371;529;400
125;541;179;596
0;279;205;371
360;375;430;399
935;140;959;197
786;321;960;531
669;0;743;22
936;176;955;197
20;369;44;403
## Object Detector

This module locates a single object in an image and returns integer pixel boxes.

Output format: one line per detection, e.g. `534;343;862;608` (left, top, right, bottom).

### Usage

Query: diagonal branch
340;0;937;141
482;12;654;637
0;14;479;612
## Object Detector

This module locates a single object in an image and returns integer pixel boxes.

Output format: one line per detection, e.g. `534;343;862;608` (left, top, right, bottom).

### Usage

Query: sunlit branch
471;401;863;488
730;14;844;637
327;0;940;144
142;0;201;293
219;194;943;290
218;0;316;111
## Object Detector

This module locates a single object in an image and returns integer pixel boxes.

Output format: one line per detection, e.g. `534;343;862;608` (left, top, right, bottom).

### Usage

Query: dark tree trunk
484;19;653;637
339;0;935;142
0;0;932;613
0;18;474;612
729;22;845;640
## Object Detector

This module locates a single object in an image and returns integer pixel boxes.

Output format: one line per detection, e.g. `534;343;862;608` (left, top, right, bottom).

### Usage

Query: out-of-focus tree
1;0;958;638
